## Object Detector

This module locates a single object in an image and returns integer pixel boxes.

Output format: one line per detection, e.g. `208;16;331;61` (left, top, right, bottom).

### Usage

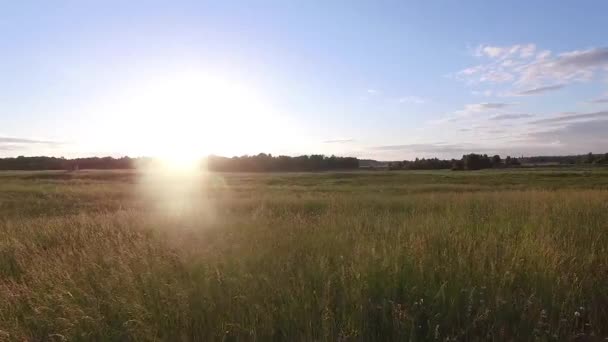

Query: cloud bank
455;45;608;95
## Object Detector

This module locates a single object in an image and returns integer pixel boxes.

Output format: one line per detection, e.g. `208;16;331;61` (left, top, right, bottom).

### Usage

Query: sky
1;1;608;160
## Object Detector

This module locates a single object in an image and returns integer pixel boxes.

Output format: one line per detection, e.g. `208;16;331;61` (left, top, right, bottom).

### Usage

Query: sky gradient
1;1;608;160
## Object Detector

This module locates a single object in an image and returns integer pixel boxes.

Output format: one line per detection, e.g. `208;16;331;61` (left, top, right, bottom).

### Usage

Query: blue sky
1;1;608;160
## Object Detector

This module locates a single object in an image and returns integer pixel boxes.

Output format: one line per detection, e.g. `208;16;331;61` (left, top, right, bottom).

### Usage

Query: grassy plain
1;168;608;340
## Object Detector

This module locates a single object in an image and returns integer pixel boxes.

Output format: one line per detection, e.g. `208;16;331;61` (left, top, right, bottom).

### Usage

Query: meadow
1;168;608;341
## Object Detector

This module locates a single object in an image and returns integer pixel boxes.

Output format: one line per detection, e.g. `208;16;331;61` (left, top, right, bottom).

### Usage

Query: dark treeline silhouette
388;158;452;170
207;154;359;172
390;152;608;171
1;152;606;171
0;156;137;171
451;154;520;171
390;154;520;171
519;152;608;165
0;154;359;172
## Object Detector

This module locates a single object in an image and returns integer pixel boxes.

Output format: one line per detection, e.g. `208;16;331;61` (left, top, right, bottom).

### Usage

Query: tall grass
1;170;607;340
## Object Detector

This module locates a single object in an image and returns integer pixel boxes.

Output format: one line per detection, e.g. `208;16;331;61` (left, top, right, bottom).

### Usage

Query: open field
1;168;608;340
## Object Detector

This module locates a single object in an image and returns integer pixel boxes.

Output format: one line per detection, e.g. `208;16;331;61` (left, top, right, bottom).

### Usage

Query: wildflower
574;311;581;317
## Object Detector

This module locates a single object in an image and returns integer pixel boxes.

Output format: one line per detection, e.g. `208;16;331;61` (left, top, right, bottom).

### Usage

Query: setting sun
108;71;285;164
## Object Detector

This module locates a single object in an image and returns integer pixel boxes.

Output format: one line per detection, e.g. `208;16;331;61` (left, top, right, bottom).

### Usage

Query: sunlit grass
1;169;607;340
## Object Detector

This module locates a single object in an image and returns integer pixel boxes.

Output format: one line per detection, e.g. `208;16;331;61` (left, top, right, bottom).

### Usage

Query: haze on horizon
1;1;607;161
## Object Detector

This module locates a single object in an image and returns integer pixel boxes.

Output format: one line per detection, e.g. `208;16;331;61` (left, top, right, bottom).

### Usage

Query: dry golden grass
1;169;607;340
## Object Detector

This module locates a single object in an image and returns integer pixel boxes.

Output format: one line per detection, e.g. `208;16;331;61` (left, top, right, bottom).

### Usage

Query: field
1;168;608;341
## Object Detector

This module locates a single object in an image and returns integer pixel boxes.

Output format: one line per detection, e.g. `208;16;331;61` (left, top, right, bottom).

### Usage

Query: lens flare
135;158;215;225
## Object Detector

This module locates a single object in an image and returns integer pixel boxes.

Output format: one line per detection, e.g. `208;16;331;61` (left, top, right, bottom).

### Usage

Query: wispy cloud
0;136;59;144
489;113;534;120
456;44;608;93
588;97;608;104
370;142;497;155
474;43;536;59
371;143;468;153
431;102;516;124
323;138;354;144
367;89;379;94
524;119;608;152
453;102;514;117
519;47;608;86
0;145;20;151
514;84;565;96
529;111;608;124
468;102;512;110
0;136;62;153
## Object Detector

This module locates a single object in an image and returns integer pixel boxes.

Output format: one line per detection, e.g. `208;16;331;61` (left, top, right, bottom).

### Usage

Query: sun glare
112;71;284;167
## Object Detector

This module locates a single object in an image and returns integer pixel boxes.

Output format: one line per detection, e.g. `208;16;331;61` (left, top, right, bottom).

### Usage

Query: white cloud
519;44;537;58
589;97;608;104
460;65;484;75
535;50;551;60
480;70;514;83
431;103;515;124
0;136;63;155
517;48;608;86
457;45;608;93
479;46;504;58
0;136;58;144
489;113;534;120
370;142;490;154
474;43;536;60
529;111;608;124
524;119;608;153
513;84;565;96
323;138;354;143
461;102;513;113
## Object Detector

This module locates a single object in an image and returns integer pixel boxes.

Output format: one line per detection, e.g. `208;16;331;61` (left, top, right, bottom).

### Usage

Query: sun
111;70;284;168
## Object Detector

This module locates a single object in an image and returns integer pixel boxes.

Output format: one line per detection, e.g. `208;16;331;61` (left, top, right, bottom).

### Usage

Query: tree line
0;154;359;172
519;152;608;165
451;154;521;171
389;154;522;171
0;156;136;171
206;154;359;172
389;152;608;171
0;152;606;171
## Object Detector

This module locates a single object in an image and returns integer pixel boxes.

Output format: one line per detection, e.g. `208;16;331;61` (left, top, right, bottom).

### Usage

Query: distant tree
388;161;403;170
594;153;608;165
491;155;501;167
462;153;492;170
451;159;464;171
504;156;521;167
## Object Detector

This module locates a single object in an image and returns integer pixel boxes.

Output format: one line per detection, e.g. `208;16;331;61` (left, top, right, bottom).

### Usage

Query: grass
1;168;608;340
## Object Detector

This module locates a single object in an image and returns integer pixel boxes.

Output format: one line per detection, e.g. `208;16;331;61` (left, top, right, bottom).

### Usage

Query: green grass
1;169;608;340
